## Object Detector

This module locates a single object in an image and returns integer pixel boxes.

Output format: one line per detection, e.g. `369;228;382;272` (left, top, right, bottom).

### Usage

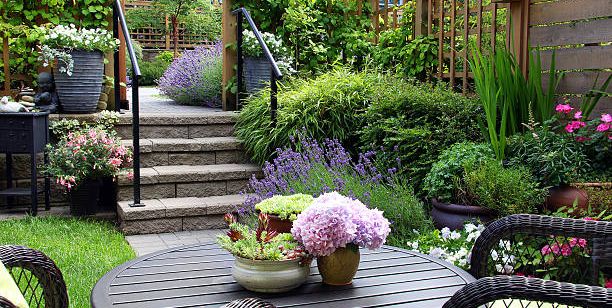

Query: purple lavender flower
158;42;223;106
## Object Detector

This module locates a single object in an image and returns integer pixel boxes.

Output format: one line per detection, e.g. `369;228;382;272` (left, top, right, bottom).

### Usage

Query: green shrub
462;161;546;216
423;142;495;203
374;28;438;80
137;60;171;86
506;124;590;187
358;82;484;195
236;69;382;164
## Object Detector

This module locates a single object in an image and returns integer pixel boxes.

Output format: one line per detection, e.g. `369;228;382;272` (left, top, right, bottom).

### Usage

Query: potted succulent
291;192;391;286
241;30;294;93
217;213;311;293
254;194;314;233
44;125;132;216
424;142;498;229
38;24;119;113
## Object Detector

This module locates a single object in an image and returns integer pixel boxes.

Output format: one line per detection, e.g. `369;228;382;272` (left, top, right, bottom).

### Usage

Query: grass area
0;216;135;308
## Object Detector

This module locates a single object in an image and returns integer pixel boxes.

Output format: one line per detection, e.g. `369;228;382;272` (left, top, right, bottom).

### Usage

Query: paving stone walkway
125;229;227;256
128;87;223;114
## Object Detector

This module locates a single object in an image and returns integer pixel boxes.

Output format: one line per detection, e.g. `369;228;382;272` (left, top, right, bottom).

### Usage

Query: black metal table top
91;243;475;308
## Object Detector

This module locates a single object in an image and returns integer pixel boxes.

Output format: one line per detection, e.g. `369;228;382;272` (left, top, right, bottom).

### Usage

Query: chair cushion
0;261;29;308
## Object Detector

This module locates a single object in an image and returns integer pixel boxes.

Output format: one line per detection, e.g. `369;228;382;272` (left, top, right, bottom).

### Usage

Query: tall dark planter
53;50;104;113
69;178;102;216
243;56;271;93
430;199;496;230
97;177;117;213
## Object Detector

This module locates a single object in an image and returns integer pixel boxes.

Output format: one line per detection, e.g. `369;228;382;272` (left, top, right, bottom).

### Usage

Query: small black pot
69;178;102;216
430;199;496;230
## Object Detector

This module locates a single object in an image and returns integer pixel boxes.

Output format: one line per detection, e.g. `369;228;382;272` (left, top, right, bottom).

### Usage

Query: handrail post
113;3;121;112
270;70;277;123
131;74;143;207
236;11;243;110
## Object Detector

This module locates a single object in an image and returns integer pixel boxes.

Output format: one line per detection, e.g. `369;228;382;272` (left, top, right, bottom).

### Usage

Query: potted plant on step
241;30;294;93
39;24;119;113
291;192;391;285
254;194;314;233
44;126;132;216
217;213;312;293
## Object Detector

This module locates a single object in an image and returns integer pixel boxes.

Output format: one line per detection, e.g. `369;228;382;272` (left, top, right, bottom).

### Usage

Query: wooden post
510;0;529;75
371;0;379;43
165;14;171;50
2;36;10;96
221;0;237;111
119;0;127;106
414;0;429;37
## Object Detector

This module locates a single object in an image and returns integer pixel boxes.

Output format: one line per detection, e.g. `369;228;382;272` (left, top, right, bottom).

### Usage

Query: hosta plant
38;24;119;75
44;127;132;191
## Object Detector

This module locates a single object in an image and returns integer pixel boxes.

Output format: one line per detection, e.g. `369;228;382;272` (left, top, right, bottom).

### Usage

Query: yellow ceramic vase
317;244;360;285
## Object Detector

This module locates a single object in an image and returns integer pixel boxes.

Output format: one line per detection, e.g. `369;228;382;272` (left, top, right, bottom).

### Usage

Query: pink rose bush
45;127;133;191
291;192;391;257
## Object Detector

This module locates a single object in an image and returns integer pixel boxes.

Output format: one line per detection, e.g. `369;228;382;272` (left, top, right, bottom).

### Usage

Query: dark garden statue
34;72;59;113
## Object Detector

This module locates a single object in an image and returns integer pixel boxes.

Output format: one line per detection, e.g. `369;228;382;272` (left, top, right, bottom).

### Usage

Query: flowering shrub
242;30;294;75
254;194;314;220
44;127;132;191
38;24;119;75
291;192;391;257
407;223;486;270
158;42;222;106
241;134;432;246
217;213;309;261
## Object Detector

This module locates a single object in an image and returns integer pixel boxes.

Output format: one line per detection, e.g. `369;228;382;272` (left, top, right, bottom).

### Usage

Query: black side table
0;112;51;216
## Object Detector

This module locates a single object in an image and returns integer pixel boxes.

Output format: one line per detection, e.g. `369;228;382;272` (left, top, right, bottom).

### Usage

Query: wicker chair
222;298;275;308
444;214;612;307
0;245;68;308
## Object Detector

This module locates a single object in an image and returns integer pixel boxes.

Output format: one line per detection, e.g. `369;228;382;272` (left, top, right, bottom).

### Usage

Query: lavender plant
158;42;222;106
241;134;432;247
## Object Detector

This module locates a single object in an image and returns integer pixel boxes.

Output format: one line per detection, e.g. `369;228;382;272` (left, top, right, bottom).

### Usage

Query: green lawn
0;216;135;308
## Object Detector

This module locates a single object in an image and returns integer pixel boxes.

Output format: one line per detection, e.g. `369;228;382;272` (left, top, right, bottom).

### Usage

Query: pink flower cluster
556;104;612;138
291;192;391;257
540;237;587;257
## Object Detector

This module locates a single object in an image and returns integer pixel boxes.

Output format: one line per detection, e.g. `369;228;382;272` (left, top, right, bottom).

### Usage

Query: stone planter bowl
232;256;311;293
430;199;496;230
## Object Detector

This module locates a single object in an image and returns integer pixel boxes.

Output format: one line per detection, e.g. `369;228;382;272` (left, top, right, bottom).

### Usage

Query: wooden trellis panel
529;0;612;114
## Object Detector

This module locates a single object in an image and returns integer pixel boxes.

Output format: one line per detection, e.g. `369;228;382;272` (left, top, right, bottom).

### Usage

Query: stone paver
126;229;226;256
128;87;222;114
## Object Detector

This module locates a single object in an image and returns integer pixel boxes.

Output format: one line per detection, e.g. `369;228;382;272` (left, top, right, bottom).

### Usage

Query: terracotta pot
267;214;293;234
545;185;589;212
232;256;311;293
317;244;360;285
430;199;496;230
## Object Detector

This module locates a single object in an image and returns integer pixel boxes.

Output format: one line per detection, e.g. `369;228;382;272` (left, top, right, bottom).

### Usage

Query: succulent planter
267;214;293;234
317;244;360;286
231;256;311;293
243;56;271;93
545;185;589;213
53;50;104;113
430;199;496;230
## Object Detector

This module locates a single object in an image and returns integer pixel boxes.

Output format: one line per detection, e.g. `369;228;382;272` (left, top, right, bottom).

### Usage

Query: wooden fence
529;0;612;113
125;0;220;50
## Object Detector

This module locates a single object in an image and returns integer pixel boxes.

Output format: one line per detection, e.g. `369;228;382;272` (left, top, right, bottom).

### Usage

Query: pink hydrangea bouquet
291;192;391;257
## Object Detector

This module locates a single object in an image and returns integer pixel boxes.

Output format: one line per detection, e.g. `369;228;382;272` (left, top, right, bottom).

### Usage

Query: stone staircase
115;112;260;235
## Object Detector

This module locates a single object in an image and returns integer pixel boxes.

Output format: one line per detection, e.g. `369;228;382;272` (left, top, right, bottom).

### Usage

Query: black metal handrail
232;7;282;121
113;0;143;207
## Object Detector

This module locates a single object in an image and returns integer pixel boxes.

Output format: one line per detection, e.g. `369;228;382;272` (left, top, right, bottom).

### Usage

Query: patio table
91;242;475;307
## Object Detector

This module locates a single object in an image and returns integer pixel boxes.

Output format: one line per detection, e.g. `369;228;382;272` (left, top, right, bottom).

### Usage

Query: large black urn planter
430;199;496;230
69;178;102;216
53;50;104;113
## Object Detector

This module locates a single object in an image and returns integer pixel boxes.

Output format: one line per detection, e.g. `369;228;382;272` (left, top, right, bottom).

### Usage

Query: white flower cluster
242;30;296;75
407;223;518;272
38;24;120;76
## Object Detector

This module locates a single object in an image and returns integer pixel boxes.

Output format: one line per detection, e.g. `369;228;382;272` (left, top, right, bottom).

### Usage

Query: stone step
117;164;260;201
116;112;237;139
122;137;248;167
118;194;245;235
